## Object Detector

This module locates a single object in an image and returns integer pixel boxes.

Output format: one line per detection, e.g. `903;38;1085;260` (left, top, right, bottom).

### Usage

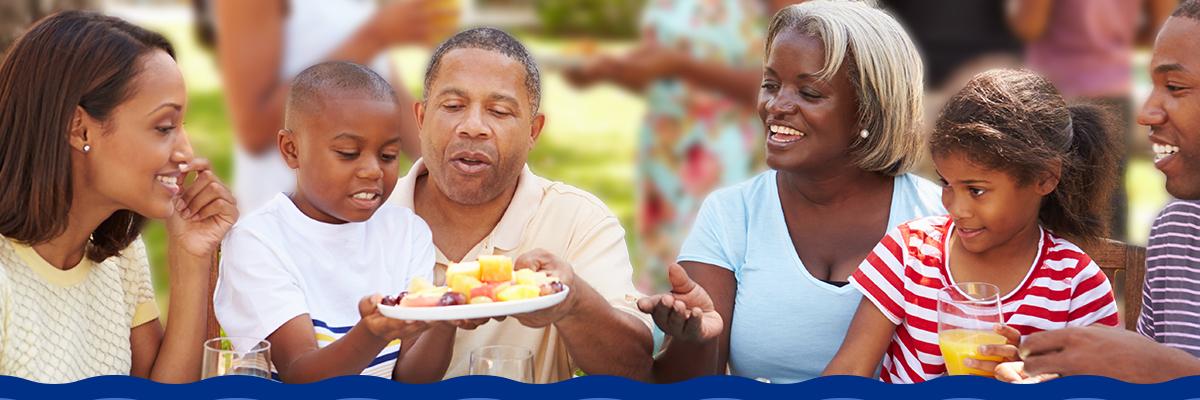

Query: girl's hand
964;324;1021;376
166;159;238;258
996;361;1060;383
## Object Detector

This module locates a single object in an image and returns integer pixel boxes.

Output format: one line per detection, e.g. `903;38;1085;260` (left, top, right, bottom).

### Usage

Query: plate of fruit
377;255;568;320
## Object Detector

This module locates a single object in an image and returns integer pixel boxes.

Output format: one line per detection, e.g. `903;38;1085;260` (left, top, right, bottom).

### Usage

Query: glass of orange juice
937;282;1005;377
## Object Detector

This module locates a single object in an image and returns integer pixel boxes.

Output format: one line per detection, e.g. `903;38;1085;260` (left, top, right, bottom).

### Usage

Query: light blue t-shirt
677;170;944;383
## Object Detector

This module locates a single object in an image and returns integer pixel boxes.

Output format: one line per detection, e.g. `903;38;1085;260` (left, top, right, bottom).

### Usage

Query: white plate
377;285;569;321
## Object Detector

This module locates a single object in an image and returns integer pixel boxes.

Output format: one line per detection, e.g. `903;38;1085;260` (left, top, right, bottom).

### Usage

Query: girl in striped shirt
822;69;1122;383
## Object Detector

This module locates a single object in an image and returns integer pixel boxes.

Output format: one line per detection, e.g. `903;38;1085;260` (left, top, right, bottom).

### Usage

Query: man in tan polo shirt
390;27;655;382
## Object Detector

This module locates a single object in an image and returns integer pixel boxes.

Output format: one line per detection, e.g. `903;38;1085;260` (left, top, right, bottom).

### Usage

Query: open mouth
1153;142;1180;165
349;190;382;209
767;124;805;145
449;151;494;175
156;173;181;195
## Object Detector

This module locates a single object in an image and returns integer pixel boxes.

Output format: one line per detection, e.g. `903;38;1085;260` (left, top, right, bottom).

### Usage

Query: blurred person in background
565;0;801;289
0;0;96;57
1009;0;1177;240
880;0;1023;179
193;0;458;213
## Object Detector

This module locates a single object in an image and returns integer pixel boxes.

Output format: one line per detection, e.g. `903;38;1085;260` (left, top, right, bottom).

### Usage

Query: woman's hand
166;158;238;259
637;263;723;343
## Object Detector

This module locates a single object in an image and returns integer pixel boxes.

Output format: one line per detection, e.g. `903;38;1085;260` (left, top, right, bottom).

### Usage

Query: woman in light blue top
638;1;944;383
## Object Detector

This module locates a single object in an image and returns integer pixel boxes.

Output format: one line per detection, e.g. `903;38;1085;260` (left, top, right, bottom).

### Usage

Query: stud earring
82;144;91;154
859;129;869;139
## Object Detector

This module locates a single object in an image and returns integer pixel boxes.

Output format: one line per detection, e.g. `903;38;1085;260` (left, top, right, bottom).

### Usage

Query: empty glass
469;345;534;383
201;337;272;379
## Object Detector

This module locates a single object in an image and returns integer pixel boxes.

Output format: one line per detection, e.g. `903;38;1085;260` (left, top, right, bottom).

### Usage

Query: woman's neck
31;187;118;270
776;163;893;207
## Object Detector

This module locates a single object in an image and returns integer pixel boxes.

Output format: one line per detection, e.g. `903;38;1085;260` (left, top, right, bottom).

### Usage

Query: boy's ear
413;101;425;131
279;128;300;169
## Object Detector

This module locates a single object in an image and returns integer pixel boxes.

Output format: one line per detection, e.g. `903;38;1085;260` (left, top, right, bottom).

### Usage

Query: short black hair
423;27;541;115
1174;0;1200;19
285;61;397;129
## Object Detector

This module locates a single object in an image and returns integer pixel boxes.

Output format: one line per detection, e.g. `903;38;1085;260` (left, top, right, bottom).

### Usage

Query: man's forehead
432;49;528;99
1153;18;1200;72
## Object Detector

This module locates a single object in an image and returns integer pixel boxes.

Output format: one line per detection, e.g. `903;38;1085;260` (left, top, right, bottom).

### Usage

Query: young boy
215;61;453;383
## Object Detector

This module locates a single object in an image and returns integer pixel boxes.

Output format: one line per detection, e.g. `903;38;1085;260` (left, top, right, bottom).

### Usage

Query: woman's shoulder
893;173;948;217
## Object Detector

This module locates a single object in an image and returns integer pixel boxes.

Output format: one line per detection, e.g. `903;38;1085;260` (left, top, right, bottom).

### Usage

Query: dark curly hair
930;69;1120;242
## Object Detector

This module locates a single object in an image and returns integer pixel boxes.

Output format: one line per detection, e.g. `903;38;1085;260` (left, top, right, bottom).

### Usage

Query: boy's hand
358;294;430;341
963;324;1021;374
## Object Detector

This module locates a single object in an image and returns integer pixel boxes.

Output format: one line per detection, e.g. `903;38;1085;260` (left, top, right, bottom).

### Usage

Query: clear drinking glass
937;282;1006;376
469;345;534;383
201;337;272;379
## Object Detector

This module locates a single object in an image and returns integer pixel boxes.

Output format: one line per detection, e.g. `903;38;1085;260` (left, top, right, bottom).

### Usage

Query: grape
541;281;564;296
440;292;467;306
381;295;398;306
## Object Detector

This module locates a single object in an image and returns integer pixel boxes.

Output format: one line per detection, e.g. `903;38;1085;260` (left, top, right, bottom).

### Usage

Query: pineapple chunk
479;255;514;283
407;276;435;294
468;296;494;305
446;261;481;283
496;284;541;302
449;274;484;299
514;269;552;286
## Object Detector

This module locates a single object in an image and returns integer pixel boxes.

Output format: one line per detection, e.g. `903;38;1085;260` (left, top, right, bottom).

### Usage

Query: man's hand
1020;326;1200;383
508;249;580;328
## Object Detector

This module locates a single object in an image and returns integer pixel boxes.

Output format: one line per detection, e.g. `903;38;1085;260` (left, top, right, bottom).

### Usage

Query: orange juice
939;329;1007;376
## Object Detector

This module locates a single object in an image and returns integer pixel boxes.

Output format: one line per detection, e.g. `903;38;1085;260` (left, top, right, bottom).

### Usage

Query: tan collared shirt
392;159;652;383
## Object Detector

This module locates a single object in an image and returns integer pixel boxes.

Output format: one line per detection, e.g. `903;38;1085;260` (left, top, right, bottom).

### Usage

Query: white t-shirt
214;193;434;378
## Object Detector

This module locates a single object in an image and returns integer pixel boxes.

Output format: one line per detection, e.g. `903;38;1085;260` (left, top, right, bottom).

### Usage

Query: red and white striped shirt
849;216;1119;383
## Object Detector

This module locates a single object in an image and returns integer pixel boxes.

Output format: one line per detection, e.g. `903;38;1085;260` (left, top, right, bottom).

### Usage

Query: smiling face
416;47;544;206
282;94;403;224
934;152;1054;255
758;30;861;175
1141;16;1200;200
75;50;193;220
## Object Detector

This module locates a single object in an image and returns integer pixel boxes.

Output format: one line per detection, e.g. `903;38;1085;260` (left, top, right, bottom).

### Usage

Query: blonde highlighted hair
766;0;925;175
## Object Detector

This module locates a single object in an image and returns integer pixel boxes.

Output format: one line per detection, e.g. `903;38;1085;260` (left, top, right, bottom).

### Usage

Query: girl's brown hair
930;69;1120;242
0;11;175;262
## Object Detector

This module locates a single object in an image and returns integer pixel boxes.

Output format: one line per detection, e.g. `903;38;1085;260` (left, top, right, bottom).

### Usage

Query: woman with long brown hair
0;11;236;382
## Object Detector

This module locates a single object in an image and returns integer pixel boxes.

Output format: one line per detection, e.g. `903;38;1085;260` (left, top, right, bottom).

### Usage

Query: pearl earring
859;129;869;139
82;144;91;154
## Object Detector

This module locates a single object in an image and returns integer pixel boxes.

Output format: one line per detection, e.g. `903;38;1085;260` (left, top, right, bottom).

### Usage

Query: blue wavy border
0;374;1195;399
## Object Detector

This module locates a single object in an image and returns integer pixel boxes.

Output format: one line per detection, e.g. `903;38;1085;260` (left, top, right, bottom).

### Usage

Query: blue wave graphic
0;374;1196;399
